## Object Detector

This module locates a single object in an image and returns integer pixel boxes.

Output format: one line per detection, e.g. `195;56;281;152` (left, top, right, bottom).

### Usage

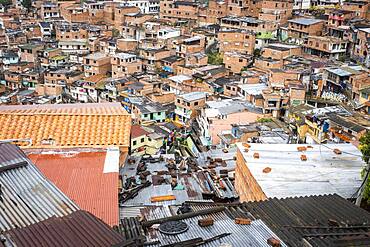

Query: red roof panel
131;125;149;139
28;151;119;227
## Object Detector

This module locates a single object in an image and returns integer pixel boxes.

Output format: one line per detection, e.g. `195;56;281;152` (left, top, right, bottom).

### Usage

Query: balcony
174;108;191;119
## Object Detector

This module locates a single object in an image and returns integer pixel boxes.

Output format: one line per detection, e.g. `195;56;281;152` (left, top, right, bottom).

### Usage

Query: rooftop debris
300;154;307;161
151;195;176;203
198;217;214;227
267;237;281;247
235;217;252;225
142;206;225;228
120;151;239;206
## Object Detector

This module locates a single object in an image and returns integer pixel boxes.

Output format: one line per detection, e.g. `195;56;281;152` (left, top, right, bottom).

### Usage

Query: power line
317;143;369;200
321;143;370;159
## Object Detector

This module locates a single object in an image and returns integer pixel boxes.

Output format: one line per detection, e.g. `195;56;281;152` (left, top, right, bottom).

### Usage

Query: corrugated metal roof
231;194;370;247
0;143;79;231
120;154;238;207
288;18;323;25
1;210;124;247
119;195;370;247
121;204;287;247
236;143;365;200
27;148;119;226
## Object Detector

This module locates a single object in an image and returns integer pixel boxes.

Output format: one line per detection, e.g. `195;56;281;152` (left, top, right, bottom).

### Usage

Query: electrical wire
320;143;370;159
318;143;370;199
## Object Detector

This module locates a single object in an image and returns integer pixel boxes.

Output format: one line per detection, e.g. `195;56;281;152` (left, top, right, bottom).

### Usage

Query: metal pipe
142;206;225;228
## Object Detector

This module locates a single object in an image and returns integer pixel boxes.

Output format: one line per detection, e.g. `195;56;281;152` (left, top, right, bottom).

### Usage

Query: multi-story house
218;29;255;55
83;52;111;77
117;0;160;14
328;10;354;27
321;65;368;97
303;35;348;59
223;52;253;74
132;98;168;124
198;0;228;26
160;0;199;21
174;91;207;125
284;18;324;44
351;27;370;67
342;0;369;19
176;35;206;58
41;1;60;20
139;48;171;72
259;0;293;25
293;0;311;13
18;43;44;63
111;53;142;78
220;16;278;48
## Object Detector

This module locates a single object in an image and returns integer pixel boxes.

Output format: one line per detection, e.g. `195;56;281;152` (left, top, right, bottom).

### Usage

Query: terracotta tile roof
131;125;149;139
0;103;131;148
28;149;120;227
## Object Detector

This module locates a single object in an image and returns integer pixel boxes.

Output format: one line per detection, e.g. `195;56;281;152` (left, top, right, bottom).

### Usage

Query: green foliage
360;131;370;203
22;0;32;9
0;0;12;6
112;28;120;38
253;49;261;57
241;67;248;73
257;118;273;123
338;54;346;63
360;131;370;163
207;52;223;65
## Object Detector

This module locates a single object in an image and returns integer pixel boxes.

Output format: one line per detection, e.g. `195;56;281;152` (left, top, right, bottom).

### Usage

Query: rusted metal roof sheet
1;210;124;247
28;148;120;226
186;194;370;247
0;143;79;231
121;204;287;247
118;195;370;247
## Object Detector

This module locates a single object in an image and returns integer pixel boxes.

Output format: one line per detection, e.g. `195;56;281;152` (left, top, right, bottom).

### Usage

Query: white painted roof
238;83;268;95
168;74;192;83
236;143;365;199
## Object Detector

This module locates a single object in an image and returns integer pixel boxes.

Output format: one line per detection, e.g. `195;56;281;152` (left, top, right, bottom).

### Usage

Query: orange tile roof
28;150;119;226
0;103;131;148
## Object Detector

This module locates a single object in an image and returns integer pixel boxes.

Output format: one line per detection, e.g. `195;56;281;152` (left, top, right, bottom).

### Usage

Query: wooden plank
150;195;176;203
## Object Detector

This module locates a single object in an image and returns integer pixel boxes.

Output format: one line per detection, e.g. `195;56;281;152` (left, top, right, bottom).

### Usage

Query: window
144;114;148;117
194;101;199;106
239;59;243;62
187;102;190;106
177;99;180;103
133;140;137;146
141;138;145;143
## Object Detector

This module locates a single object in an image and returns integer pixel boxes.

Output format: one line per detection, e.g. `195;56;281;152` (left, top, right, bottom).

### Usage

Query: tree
359;131;370;204
207;52;223;65
112;28;120;38
22;0;31;10
253;49;261;57
0;0;12;6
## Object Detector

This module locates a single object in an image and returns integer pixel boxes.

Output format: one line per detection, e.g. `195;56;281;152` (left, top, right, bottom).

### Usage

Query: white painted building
115;0;160;14
293;0;311;12
157;27;181;40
